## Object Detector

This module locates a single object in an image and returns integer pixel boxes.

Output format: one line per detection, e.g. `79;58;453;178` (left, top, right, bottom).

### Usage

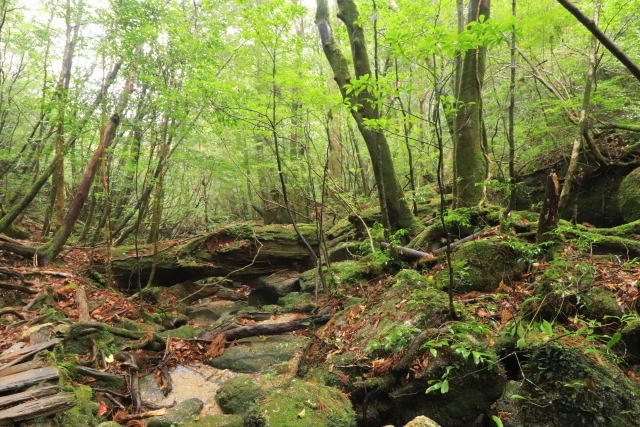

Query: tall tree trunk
454;0;490;208
558;1;600;212
507;0;517;211
38;72;134;265
51;0;82;232
315;0;415;233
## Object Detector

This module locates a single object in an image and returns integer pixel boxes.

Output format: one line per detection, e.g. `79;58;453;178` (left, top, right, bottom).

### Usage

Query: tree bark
38;71;134;265
454;0;490;208
537;172;560;243
315;0;415;233
558;1;600;213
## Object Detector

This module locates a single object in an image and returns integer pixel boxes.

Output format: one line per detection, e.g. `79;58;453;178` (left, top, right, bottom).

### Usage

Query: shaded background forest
0;0;638;246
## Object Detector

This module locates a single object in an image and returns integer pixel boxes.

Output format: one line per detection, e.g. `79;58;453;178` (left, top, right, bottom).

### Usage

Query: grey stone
205;335;307;373
146;397;204;427
183;414;243;427
403;416;441;427
215;375;263;414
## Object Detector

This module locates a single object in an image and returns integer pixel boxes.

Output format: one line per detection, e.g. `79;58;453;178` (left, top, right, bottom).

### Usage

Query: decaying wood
0;385;59;408
0;339;60;374
537;172;560;243
0;339;60;362
381;226;499;260
0;359;44;379
113;408;166;424
0;392;75;424
0;367;59;393
75;286;91;322
201;314;333;342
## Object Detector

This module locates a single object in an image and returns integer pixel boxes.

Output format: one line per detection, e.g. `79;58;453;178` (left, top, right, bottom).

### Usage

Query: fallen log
0;385;59;408
0;367;59;393
75;286;91;322
109;223;319;286
381;227;499;260
0;392;75;424
0;359;44;378
201;314;333;342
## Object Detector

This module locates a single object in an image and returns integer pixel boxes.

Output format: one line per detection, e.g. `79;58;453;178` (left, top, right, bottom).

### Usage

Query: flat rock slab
0;340;60;363
0;367;59;393
139;364;237;416
205;335;308;373
0;385;59;408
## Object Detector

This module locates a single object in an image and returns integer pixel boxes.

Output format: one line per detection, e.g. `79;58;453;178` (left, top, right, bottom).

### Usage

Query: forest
0;0;640;426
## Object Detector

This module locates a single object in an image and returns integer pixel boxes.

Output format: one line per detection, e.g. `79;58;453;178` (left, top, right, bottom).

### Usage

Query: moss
277;293;316;313
158;325;202;339
581;287;621;319
501;343;640;427
182;414;243;427
57;385;98;427
64;330;115;356
245;379;356;427
216;375;264;415
434;238;528;293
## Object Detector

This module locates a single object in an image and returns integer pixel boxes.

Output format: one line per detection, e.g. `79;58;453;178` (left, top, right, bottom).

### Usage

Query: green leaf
492;415;504;427
430;348;438;358
606;332;621;350
510;394;527;400
425;383;441;394
441;380;449;394
542;319;553;336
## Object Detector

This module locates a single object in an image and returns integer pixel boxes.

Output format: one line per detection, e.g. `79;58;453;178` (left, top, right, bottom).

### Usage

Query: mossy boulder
581;287;621;319
435;238;528;293
298;269;505;427
205;335;308;373
277;292;316;313
617;167;640;223
215;375;263;415
299;255;387;293
621;319;640;365
182;414;243;427
496;343;640;427
146;398;204;427
244;379;356;427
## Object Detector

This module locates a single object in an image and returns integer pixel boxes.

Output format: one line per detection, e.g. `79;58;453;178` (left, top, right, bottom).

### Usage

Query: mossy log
109;223;318;286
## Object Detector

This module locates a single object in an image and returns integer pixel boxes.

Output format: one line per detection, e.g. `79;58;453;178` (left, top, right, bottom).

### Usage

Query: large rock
495;343;640;427
182;415;243;427
249;270;301;306
215;375;263;415
617;167;640;223
298;269;506;427
435;238;527;293
205;335;308;373
146;398;204;427
243;379;356;427
404;416;441;427
621;319;640;365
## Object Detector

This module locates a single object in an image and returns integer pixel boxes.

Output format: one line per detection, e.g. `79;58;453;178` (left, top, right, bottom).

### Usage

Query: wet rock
146;397;203;427
215;375;263;415
205;335;308;373
244;379;355;427
182;414;243;427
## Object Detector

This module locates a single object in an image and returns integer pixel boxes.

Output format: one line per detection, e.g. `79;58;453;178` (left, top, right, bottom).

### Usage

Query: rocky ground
1;209;640;427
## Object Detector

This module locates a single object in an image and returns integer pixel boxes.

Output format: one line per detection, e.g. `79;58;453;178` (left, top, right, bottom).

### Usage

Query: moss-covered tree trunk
315;0;415;233
454;0;490;208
